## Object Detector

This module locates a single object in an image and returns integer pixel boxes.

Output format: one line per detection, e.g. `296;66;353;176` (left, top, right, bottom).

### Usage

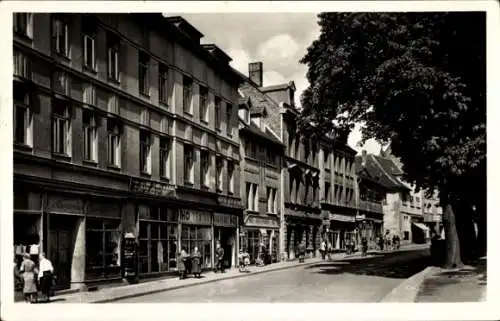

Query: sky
177;13;382;155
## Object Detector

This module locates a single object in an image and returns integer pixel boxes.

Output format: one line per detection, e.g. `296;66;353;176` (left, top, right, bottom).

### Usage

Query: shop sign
47;194;83;213
217;195;243;208
130;179;176;197
180;209;212;225
329;213;355;222
245;215;279;229
214;213;237;227
88;201;120;218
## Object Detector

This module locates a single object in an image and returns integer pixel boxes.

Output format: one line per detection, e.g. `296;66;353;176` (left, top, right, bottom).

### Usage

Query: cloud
263;70;287;86
348;123;382;155
227;48;252;74
257;34;300;70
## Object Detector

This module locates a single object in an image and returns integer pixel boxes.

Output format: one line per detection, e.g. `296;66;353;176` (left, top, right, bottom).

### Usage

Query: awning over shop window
412;222;430;232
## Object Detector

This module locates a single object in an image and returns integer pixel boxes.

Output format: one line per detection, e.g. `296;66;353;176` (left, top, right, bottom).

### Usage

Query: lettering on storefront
329;213;355;222
87;201;121;218
217;195;243;208
47;194;84;213
245;216;279;229
214;213;238;227
130;179;176;198
180;210;212;225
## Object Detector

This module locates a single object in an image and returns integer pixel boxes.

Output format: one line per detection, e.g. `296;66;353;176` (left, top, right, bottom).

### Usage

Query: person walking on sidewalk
361;237;368;256
178;248;190;280
214;242;225;273
326;241;333;260
191;247;202;278
320;240;326;260
20;253;38;303
298;242;306;263
37;253;54;302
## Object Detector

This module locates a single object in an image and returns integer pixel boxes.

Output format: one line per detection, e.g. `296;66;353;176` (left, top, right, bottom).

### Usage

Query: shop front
214;213;239;268
328;213;357;251
355;214;383;248
284;216;321;260
179;209;214;269
240;214;280;264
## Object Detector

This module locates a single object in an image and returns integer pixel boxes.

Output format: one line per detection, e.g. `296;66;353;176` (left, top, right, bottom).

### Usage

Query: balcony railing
358;200;383;214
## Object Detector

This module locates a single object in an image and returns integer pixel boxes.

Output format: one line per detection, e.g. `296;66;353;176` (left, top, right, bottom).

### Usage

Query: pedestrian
215;242;225;273
190;247;202;278
20;253;38;303
320;240;326;260
37;253;54;302
361;237;368;256
326;241;332;260
178;248;189;280
298;242;306;263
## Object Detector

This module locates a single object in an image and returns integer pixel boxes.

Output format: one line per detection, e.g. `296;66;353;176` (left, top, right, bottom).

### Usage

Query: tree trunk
442;203;464;269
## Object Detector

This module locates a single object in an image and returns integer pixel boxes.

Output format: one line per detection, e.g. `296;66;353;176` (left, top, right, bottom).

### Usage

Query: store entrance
216;227;234;269
49;215;78;290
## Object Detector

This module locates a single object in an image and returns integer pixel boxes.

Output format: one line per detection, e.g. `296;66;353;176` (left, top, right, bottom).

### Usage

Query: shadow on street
305;250;431;279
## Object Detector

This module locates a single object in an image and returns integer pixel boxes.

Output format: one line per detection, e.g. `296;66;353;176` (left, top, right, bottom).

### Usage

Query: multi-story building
238;62;323;260
237;93;284;264
13;13;244;291
319;136;359;252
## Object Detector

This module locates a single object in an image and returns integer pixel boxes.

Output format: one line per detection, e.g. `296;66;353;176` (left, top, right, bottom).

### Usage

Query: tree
299;12;486;268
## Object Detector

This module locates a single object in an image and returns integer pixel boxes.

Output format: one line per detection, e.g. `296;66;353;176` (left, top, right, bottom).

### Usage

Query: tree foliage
299;12;486;199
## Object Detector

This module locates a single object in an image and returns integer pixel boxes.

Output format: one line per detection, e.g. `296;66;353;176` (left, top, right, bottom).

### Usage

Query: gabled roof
260;81;296;93
239;119;284;147
239;78;280;118
355;154;408;190
164;16;204;40
250;105;266;116
201;44;232;64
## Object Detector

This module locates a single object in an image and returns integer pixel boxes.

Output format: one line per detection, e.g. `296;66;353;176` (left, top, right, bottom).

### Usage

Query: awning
412;222;430;232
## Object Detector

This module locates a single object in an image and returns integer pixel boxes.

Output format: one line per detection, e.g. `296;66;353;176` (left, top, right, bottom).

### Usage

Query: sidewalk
415;257;487;302
16;243;429;304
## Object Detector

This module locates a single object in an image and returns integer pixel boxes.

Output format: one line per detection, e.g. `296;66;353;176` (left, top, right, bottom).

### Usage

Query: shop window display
181;226;212;268
86;218;120;269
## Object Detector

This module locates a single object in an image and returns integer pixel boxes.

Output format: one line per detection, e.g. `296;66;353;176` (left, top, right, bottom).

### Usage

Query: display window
181;225;212;268
86;218;120;269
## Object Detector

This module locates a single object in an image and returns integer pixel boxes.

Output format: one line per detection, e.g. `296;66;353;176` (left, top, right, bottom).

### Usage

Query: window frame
214;96;221;131
138;51;150;96
227;161;235;194
82;109;98;162
183;76;193;115
159;64;169;105
51;100;71;156
215;157;224;193
107;33;120;82
107;118;121;168
184;144;194;185
200;150;210;188
139;130;152;175
52;16;69;58
199;86;208;123
83;33;96;71
13;13;33;39
13;85;33;147
226;103;233;136
159;136;171;180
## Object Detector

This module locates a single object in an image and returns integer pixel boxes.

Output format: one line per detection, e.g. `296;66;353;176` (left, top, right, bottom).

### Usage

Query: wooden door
49;217;75;290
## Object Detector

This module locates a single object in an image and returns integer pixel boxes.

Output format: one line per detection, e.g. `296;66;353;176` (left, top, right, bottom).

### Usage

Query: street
118;248;430;303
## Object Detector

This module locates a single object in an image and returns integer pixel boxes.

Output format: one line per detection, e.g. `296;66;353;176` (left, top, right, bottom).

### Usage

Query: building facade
13;13;244;290
237;96;284;264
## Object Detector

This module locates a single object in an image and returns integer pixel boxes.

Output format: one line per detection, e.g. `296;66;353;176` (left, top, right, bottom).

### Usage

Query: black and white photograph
1;1;498;320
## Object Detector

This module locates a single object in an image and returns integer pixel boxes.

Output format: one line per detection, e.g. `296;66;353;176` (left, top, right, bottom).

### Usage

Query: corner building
13;13;243;291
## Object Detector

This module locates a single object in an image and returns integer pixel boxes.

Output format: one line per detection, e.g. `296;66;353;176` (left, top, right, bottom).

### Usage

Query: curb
380;266;437;303
92;259;323;303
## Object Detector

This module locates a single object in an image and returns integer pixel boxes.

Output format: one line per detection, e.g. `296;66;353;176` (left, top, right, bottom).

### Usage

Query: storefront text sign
180;210;212;225
217;195;243;208
329;213;355;222
214;213;237;227
245;215;279;229
130;179;176;197
47;194;83;213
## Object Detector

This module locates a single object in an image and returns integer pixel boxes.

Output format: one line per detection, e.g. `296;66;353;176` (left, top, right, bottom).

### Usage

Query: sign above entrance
244;215;279;229
180;210;212;225
329;213;355;222
214;213;238;227
130;179;176;198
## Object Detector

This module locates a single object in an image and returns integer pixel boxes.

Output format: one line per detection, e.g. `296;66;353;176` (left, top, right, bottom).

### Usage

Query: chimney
249;62;263;87
361;150;367;167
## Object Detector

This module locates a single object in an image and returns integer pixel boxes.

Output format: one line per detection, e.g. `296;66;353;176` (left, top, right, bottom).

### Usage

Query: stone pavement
415;257;487;302
16;243;429;304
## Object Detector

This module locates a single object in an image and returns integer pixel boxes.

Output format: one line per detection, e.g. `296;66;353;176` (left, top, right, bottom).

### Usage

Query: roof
376;155;404;176
355;155;408;190
250;105;266;116
260;81;296;93
239;79;280;118
239;120;284;147
163;16;204;39
201;44;232;64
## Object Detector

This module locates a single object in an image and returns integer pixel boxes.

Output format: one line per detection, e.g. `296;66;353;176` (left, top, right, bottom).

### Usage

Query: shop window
181;225;212;268
85;218;120;270
138;216;177;274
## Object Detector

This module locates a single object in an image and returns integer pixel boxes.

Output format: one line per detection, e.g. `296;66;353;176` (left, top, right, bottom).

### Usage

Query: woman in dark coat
178;248;189;280
297;242;306;263
191;247;202;278
20;253;38;303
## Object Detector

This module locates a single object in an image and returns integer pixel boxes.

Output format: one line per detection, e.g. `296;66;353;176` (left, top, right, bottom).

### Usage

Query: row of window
244;141;279;166
288;175;319;206
245;183;278;214
14;13;235;136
